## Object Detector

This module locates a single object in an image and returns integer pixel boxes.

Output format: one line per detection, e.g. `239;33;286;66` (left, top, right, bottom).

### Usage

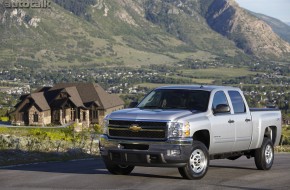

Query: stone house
11;83;124;126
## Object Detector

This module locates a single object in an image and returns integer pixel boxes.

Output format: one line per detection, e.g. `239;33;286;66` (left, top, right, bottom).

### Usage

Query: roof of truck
155;85;240;91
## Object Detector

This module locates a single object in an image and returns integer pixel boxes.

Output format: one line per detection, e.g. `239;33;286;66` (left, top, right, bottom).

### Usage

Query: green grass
113;45;177;66
191;78;214;84
0;117;9;122
170;51;217;61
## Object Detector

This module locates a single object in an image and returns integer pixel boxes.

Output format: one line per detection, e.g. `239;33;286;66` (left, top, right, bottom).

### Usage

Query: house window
83;111;86;121
71;108;75;120
93;110;98;119
33;112;39;123
90;109;98;119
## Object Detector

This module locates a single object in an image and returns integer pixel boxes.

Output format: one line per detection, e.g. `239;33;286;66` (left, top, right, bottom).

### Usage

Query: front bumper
99;135;193;167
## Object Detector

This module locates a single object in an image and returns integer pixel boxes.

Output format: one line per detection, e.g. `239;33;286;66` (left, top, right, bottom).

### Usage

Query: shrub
91;124;103;134
0;117;9;122
0;125;98;154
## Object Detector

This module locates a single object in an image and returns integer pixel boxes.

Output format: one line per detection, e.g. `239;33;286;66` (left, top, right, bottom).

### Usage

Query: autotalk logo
3;0;51;9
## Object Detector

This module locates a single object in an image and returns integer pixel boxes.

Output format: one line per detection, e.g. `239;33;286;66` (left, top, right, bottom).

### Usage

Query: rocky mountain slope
252;12;290;44
206;0;290;59
0;0;289;68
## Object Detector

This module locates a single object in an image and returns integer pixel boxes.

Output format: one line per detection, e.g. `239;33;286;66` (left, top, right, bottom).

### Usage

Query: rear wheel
103;158;135;175
254;138;274;170
178;141;209;180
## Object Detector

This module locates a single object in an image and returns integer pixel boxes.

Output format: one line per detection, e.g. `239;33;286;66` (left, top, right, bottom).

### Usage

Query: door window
228;91;246;114
212;91;229;110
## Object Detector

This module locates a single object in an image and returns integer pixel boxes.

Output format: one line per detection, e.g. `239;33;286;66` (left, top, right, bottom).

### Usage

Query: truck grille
108;120;167;140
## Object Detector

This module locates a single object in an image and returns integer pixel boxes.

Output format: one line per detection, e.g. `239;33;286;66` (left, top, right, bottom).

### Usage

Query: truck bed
250;108;280;112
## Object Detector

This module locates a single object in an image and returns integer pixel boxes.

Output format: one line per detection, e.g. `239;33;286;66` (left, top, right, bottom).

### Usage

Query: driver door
209;91;235;154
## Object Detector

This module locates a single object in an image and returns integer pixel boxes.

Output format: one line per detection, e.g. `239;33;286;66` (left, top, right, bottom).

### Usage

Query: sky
235;0;290;23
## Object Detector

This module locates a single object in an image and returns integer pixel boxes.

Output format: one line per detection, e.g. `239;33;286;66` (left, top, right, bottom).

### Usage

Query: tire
254;138;274;170
103;158;135;175
178;141;209;180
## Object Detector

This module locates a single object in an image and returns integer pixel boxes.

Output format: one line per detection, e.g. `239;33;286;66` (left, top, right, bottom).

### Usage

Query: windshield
137;89;210;112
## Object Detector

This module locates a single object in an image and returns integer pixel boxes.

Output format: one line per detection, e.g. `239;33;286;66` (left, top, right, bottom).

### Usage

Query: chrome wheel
178;141;209;179
189;149;207;173
254;138;274;170
265;144;273;164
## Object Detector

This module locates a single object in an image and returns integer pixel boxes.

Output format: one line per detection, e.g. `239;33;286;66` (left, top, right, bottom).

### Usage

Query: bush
0;126;99;155
282;136;290;145
0;117;9;122
91;124;103;134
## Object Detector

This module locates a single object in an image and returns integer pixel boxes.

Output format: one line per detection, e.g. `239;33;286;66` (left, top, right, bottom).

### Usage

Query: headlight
102;118;109;134
168;121;190;138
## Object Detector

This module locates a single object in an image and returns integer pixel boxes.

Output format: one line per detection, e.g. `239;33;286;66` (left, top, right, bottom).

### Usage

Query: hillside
0;1;191;68
0;0;290;68
252;12;290;44
206;0;290;59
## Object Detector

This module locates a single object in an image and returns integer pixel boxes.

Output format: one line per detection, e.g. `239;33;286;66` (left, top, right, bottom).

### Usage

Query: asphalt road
0;153;289;190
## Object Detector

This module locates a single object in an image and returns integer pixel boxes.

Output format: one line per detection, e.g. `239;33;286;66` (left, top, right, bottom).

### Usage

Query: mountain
287;22;290;26
206;0;290;59
252;12;290;44
0;0;289;68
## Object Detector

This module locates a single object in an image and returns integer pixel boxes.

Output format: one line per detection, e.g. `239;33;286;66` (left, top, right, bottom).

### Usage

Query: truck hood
107;108;195;121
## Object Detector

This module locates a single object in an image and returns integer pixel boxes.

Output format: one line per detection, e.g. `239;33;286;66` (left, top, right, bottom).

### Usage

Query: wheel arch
192;130;210;149
264;126;277;145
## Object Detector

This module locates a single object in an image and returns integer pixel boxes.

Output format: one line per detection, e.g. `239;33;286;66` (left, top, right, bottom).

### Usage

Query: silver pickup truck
99;85;282;179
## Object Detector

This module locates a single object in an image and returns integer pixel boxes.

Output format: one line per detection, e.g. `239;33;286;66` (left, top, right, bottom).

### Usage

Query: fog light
118;144;124;149
167;149;181;156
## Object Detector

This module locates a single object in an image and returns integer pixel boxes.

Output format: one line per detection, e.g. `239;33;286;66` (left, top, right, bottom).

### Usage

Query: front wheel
254;138;274;170
178;141;209;180
103;158;135;175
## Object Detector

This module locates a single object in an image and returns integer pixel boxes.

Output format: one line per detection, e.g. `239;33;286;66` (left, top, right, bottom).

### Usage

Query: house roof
14;83;124;114
30;92;50;111
63;86;85;108
34;86;51;93
44;89;63;105
49;83;124;109
16;92;50;113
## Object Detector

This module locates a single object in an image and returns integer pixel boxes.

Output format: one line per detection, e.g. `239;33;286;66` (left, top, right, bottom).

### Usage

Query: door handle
228;120;235;124
245;119;251;122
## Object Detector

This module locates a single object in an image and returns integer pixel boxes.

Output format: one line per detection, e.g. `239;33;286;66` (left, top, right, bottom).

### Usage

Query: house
11;83;124;126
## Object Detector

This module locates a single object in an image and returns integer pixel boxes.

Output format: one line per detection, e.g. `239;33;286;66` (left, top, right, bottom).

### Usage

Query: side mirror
128;101;138;108
213;104;230;114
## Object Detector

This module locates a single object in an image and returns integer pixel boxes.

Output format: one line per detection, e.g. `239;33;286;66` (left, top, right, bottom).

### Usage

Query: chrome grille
108;120;167;140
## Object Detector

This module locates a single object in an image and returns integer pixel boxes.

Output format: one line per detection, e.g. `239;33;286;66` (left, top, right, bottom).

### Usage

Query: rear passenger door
228;90;253;151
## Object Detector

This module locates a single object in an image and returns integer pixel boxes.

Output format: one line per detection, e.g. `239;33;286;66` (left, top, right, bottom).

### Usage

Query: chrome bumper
99;135;193;167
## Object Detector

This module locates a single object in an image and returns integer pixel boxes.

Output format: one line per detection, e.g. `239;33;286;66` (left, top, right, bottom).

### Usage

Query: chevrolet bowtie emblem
129;125;142;132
